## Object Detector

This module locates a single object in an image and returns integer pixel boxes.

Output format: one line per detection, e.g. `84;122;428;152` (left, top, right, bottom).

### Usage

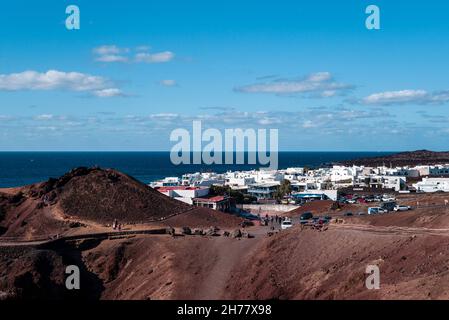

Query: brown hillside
0;167;242;238
225;227;449;300
28;167;190;224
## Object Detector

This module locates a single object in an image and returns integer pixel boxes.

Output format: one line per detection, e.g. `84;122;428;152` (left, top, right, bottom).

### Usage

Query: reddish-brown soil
33;167;191;223
4;169;449;300
285;200;334;217
163;207;242;229
226;226;449;300
0;167;242;239
82;234;261;300
0;247;68;300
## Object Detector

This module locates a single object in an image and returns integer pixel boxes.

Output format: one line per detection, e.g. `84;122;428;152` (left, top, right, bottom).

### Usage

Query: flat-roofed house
247;182;280;199
193;196;231;212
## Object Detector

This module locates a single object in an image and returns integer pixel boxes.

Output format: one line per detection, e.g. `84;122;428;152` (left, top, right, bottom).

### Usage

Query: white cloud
35;126;57;131
135;45;151;52
362;90;427;105
135;51;175;63
35;114;54;120
93;45;175;64
93;45;130;63
257;117;281;125
307;72;332;82
148;113;180;120
95;54;128;63
0;70;125;98
0;115;13;121
361;89;449;105
235;72;353;97
159;79;177;87
93;45;128;55
119;108;391;134
93;88;124;98
302;120;318;128
0;70;110;91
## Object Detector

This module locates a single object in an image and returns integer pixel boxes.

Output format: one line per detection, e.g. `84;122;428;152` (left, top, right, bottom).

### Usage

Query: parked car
357;212;365;216
281;219;293;230
368;207;388;215
381;201;397;211
319;217;330;224
394;205;411;211
300;212;313;220
346;199;357;204
344;212;353;216
239;212;260;220
382;194;396;202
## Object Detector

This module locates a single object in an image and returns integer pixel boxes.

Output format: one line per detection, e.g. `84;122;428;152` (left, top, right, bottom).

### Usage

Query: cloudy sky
1;0;449;151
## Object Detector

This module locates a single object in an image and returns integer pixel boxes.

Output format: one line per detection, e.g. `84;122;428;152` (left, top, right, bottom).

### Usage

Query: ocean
0;152;394;188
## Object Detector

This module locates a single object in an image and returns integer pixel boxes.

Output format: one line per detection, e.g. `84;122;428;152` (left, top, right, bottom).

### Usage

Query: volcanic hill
0;167;241;238
34;167;190;223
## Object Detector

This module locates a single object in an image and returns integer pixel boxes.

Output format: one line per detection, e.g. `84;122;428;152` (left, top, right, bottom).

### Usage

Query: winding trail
0;228;167;247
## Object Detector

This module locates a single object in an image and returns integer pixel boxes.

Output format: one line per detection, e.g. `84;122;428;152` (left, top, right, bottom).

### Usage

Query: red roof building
193;195;230;212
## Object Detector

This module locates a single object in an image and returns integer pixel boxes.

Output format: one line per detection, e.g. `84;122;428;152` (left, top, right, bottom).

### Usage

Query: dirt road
193;226;268;300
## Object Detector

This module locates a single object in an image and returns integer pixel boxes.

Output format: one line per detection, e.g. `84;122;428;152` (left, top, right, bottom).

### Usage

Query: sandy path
0;227;168;247
193;226;268;300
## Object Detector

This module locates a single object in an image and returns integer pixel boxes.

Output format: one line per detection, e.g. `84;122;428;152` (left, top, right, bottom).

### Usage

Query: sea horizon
0;151;395;188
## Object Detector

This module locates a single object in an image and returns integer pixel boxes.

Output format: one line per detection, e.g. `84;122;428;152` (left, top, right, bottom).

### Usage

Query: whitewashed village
150;164;449;218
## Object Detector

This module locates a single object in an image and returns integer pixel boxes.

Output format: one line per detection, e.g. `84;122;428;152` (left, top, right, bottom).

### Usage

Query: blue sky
1;0;449;151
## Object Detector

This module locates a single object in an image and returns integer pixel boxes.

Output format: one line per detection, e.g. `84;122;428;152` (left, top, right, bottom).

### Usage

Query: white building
284;167;305;175
151;162;417;200
368;175;406;191
247;182;280;199
181;172;225;187
225;176;256;189
329;166;358;183
155;186;210;204
413;178;449;193
429;165;449;177
150;177;180;188
384;167;420;178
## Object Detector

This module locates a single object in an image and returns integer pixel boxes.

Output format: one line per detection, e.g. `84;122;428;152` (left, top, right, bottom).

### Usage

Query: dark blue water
0;152;394;188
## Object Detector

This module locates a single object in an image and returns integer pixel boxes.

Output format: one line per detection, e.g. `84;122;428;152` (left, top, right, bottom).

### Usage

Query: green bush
209;185;256;204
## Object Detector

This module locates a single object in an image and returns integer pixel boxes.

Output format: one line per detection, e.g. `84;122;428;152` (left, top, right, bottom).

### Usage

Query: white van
281;219;293;230
368;207;387;215
382;194;396;202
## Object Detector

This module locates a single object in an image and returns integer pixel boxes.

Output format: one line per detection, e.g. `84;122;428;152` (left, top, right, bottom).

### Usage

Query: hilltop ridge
341;150;449;166
0;167;242;238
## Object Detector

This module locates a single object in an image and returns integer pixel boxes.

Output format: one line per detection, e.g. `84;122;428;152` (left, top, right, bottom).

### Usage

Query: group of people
264;214;288;224
259;214;288;228
112;219;122;231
